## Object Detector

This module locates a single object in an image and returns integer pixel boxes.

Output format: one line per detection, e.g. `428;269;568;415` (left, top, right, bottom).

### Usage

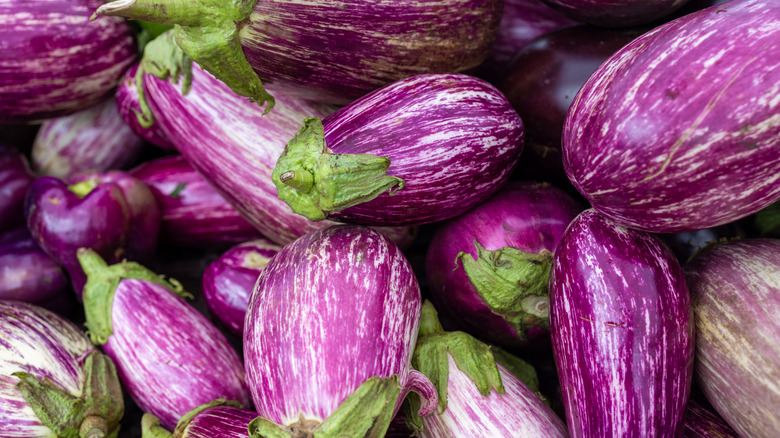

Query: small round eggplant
681;398;739;438
0;145;35;233
115;63;175;149
0;228;68;305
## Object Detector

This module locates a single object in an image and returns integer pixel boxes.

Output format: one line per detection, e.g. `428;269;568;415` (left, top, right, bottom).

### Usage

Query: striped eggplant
407;301;568;437
78;249;252;431
0;300;124;437
426;181;582;351
684;238;780;438
273;73;525;226
549;209;694;437
0;145;35;232
91;0;501;110
244;224;437;437
31;96;146;179
540;0;689;27
115;64;175;149
141;400;256;438
130;155;262;249
681;398;739;438
202;238;281;336
563;0;780;233
0;0;136;123
0;228;68;305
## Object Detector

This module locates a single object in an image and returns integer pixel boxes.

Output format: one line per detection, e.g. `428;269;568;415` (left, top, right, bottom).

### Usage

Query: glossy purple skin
115;64;174;149
202;239;281;336
0;145;35;232
540;0;689;27
178;405;257;438
426;181;582;350
104;279;251;431
0;228;68;305
549;209;694;437
0;0;136;123
684;238;780;438
322;73;525;226
130;155;262;249
244;225;436;426
681;398;738;437
563;0;780;233
31;96;146;179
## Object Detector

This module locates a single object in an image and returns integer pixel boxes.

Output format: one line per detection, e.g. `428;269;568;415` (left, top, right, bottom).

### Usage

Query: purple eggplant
78;249;252;431
130;155;263;249
426;181;582;351
115;63;175;149
140;400;256;438
0;0;136;123
202;238;281;337
540;0;689;27
31;96;146;179
244;224;437;437
0;145;35;232
0;228;68;305
681;398;739;437
0;300;124;437
549;209;694;437
563;0;780;233
684;238;780;438
273;73;525;226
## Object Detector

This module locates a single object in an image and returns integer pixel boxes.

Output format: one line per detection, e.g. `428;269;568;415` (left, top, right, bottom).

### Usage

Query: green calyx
77;248;192;346
455;241;554;342
490;347;539;393
68;178;100;199
172;399;244;438
91;0;274;113
14;350;124;438
272;117;405;221
141;414;171;438
756;200;780;238
248;375;402;438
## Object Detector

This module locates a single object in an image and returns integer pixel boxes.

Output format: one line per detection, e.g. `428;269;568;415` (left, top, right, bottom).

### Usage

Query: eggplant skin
549;209;694;437
540;0;689;27
563;0;780;233
178;405;257;438
0;0;136;124
0;146;35;232
115;64;175;149
0;228;69;305
684;238;780;438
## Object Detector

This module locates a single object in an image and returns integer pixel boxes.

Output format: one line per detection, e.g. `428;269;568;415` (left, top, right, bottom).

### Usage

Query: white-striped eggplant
78;249;252;431
0;0;136;124
0;300;124;437
243;224;437;437
0;145;35;233
31;96;146;179
681;398;739;438
540;0;689;27
115;64;175;149
563;0;780;233
684;238;780;438
549;209;694;437
273;73;525;226
141;400;256;438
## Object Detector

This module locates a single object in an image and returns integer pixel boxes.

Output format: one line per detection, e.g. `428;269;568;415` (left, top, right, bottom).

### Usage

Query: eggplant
273;73;525;226
426;181;582;351
540;0;689;27
0;228;69;305
549;209;694;437
115;63;175;149
563;0;780;233
243;224;437;437
31;96;146;179
79;249;252;431
140;400;256;438
0;300;124;437
0;0;136;123
130;155;263;249
0;145;35;232
684;238;780;438
681;398;739;437
202;239;281;337
91;0;501;109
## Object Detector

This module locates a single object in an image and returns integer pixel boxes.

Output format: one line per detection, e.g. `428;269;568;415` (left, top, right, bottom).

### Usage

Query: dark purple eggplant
0;228;68;305
681;398;739;437
549;209;694;436
115;63;175;149
563;0;780;233
0;145;35;232
273;73;525;226
684;238;780;438
540;0;689;27
0;0;136;123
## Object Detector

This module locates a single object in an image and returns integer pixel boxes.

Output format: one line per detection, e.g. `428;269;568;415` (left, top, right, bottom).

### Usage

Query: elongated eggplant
244;225;437;437
684;238;780;438
0;0;136;123
549;209;694;437
563;0;780;233
426;181;582;351
540;0;689;27
0;228;68;305
0;300;124;437
273;73;525;226
0;145;35;233
116;64;175;149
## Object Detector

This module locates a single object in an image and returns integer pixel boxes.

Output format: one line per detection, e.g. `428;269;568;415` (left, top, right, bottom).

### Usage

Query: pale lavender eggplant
540;0;689;26
115;64;175;149
0;228;68;305
79;249;252;431
0;0;136;123
681;398;739;438
684;238;780;438
243;225;437;436
202;238;281;336
0;145;35;232
31;96;146;179
130;155;262;249
549;209;694;437
426;181;582;350
563;0;780;233
273;73;525;226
